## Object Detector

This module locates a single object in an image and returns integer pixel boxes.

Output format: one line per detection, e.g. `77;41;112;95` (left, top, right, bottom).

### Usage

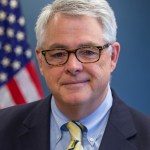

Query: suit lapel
16;96;51;150
15;90;138;150
100;90;137;150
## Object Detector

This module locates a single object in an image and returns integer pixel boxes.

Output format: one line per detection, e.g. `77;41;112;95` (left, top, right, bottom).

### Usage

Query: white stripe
0;85;15;108
14;67;41;103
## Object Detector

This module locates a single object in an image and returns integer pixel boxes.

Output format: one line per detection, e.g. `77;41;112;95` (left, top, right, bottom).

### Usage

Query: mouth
61;79;89;86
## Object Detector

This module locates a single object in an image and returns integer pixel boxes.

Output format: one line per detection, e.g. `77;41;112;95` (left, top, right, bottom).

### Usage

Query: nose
64;53;83;75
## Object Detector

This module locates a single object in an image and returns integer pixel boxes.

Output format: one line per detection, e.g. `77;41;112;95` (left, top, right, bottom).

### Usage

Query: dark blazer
0;90;150;150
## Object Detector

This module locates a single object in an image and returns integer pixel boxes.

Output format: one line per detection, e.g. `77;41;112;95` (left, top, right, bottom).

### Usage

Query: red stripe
26;61;44;98
6;78;26;104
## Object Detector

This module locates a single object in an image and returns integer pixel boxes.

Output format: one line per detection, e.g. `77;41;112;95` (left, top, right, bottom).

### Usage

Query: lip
61;79;89;86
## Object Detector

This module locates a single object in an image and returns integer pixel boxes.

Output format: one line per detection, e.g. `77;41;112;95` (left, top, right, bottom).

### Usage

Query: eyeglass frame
41;43;111;66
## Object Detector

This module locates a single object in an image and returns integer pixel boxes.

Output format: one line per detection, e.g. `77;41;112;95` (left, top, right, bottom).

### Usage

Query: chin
63;94;89;106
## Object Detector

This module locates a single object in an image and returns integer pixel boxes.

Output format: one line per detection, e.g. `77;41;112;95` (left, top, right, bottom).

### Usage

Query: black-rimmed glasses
41;43;110;66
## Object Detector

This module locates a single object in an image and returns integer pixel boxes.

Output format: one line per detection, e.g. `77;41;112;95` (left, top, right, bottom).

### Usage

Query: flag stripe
6;78;26;104
26;61;43;98
0;86;15;108
14;63;41;103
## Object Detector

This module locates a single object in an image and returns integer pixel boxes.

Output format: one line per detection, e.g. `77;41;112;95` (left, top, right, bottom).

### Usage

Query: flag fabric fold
0;0;44;108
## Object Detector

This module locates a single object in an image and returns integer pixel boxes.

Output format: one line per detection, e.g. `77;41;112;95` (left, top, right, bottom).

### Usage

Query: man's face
36;14;120;116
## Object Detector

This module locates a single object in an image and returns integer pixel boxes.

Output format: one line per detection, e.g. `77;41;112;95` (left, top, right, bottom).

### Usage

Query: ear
35;48;44;76
110;42;120;72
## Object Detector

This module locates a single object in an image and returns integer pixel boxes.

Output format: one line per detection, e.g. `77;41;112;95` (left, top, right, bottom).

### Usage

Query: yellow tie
66;121;84;150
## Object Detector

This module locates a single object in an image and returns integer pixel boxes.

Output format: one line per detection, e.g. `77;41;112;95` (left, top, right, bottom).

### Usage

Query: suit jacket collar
100;89;137;150
17;96;51;150
16;90;138;150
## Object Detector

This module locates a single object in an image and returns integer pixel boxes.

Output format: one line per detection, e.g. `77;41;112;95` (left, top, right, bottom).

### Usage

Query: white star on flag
7;28;14;37
1;57;10;67
8;14;16;24
18;17;25;26
10;0;18;9
14;46;23;55
0;11;7;20
0;72;8;82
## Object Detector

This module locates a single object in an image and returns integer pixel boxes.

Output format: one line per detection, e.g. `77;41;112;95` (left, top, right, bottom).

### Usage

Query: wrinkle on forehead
43;13;104;49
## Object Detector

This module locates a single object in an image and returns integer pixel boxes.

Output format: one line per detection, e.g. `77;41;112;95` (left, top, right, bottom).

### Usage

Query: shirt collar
51;97;69;130
80;85;112;141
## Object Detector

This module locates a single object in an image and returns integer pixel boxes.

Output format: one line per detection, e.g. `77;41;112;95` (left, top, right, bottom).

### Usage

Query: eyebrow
78;42;99;47
46;42;100;50
46;43;68;50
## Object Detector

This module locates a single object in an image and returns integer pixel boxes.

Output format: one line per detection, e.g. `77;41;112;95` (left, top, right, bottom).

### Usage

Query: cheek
42;66;64;89
91;56;112;82
99;54;112;72
44;69;56;82
44;70;58;92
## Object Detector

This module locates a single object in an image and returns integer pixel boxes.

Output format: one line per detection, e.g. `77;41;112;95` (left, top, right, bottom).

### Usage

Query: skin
36;14;120;121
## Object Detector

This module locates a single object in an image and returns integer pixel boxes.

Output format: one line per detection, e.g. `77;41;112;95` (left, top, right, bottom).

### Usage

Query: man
0;0;150;149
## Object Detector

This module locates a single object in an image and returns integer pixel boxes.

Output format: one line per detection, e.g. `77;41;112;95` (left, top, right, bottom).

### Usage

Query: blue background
20;0;150;115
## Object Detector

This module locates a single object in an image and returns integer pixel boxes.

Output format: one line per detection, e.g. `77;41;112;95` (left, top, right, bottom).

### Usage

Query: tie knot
66;121;84;141
66;121;84;150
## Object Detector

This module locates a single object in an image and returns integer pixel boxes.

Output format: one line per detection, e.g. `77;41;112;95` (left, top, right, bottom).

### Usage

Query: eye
48;50;67;58
78;47;99;58
83;50;96;55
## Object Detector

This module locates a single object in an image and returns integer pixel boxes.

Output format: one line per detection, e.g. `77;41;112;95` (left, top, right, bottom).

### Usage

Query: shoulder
128;105;150;132
111;88;150;137
111;88;150;121
0;100;39;126
0;96;52;149
126;105;150;146
0;96;51;129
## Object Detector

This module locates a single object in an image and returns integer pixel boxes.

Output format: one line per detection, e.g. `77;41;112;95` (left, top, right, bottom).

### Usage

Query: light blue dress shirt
50;85;113;150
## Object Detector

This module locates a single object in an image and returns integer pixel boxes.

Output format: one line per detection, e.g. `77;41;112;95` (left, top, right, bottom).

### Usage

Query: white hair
35;0;117;48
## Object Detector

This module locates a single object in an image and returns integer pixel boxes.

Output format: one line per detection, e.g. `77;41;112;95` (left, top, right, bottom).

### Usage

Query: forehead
43;14;104;48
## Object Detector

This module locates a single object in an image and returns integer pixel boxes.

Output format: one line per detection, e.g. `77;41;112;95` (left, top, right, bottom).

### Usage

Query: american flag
0;0;44;108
